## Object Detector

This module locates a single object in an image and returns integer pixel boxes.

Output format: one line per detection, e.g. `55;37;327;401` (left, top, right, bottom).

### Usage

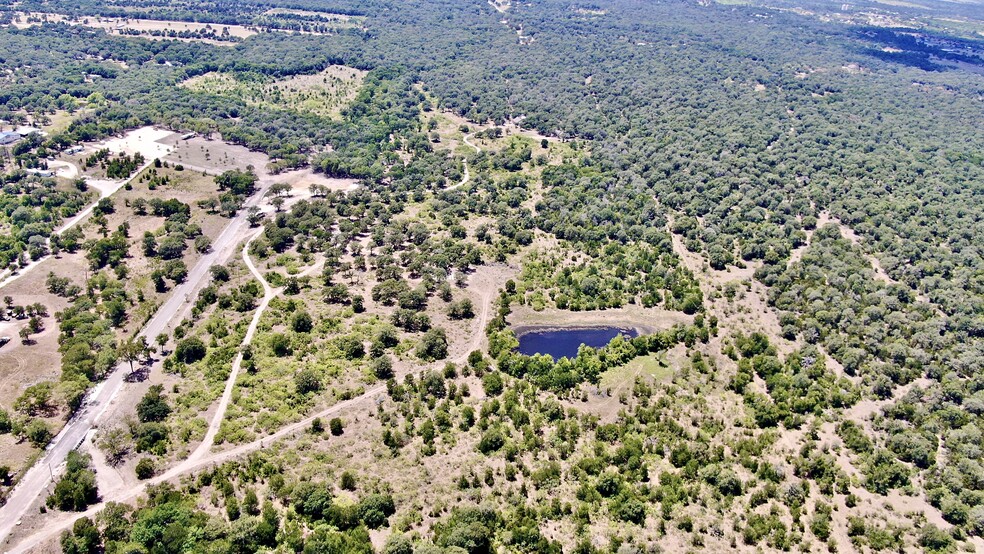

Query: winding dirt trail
447;133;482;191
186;233;273;464
4;269;495;554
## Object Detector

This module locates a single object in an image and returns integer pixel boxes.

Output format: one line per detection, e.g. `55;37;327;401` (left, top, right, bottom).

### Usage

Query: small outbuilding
0;132;21;146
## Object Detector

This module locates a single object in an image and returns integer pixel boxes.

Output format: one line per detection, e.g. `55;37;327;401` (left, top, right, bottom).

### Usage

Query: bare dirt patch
161;136;271;177
13;12;256;45
260;169;359;213
508;304;692;336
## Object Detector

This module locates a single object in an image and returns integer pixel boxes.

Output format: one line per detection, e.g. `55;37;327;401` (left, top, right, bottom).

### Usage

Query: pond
516;326;639;361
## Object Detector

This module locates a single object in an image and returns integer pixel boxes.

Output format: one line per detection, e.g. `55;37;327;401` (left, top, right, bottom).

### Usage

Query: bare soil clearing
508;304;692;336
95;126;175;160
161;135;271;176
260;168;359;213
12;12;257;45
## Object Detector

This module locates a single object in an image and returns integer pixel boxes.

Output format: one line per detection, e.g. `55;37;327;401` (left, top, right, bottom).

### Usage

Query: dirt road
447;133;481;191
0;159;152;291
0;266;495;553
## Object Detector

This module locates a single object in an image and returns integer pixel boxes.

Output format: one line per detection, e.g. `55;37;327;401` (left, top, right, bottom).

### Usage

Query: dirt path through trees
447;132;481;190
3;266;497;554
185;233;273;464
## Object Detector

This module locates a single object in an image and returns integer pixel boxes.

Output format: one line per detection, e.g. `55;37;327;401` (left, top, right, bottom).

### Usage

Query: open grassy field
259;8;366;31
180;66;367;119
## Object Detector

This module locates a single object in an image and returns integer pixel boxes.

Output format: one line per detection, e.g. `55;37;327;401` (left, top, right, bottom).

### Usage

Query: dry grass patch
13;12;256;45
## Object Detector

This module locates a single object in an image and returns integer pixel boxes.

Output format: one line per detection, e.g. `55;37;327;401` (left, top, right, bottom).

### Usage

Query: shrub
24;419;52;447
383;534;413;554
337;335;365;360
448;299;475;320
863;450;910;494
0;410;13;434
291;311;313;333
358;493;396;529
595;472;621;498
15;382;54;416
295;368;322;395
478;428;506;454
174;337;207;364
134;422;169;454
918;525;954;552
135;458;155;480
340;471;357;491
210;264;230;282
269;333;291;357
330;418;344;436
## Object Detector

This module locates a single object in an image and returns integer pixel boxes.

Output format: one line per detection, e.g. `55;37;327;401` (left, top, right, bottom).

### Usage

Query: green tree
24;419;52;447
295;368;322;395
371;355;394;379
482;372;504;396
330;418;344;436
135;458;155;480
416;328;448;361
270;333;291;357
98;426;130;465
47;451;98;511
15;381;54;416
136;384;171;423
118;337;145;374
291;311;313;333
174;336;207;363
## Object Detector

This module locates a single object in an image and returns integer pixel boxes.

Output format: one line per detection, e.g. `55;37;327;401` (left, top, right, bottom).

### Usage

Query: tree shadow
124;360;153;383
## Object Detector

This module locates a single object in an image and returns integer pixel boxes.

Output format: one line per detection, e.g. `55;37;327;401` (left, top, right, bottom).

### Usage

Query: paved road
0;183;269;549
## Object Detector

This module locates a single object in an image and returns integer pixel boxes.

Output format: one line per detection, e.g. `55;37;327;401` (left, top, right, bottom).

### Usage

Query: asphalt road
0;183;269;549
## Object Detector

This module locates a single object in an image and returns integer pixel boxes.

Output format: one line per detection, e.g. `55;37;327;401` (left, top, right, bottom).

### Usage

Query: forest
1;0;983;552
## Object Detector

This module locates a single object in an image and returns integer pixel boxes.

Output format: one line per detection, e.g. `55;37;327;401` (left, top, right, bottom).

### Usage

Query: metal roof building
0;132;21;146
